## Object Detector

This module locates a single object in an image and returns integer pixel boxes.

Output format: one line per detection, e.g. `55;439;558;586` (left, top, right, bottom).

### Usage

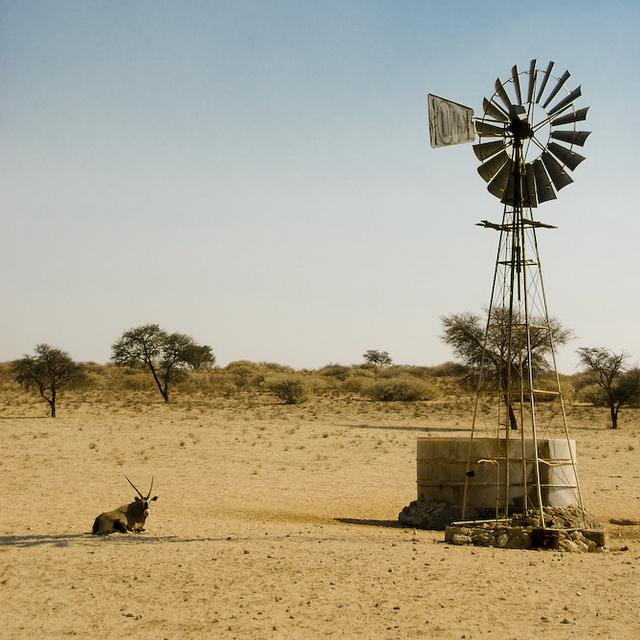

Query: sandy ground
1;391;639;639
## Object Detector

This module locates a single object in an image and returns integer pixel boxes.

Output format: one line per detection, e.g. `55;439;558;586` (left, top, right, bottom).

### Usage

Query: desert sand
2;391;639;639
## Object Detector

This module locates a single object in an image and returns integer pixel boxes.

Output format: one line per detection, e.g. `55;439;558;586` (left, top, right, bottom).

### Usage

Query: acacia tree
11;344;85;417
441;309;572;429
180;344;215;369
576;347;640;429
111;324;212;402
363;350;392;368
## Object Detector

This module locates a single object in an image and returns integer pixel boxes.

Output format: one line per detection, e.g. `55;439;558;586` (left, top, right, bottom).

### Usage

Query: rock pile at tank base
445;506;606;552
399;497;494;530
399;500;606;552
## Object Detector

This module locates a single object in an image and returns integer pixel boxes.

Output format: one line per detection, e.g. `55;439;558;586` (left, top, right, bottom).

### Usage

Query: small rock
451;533;472;545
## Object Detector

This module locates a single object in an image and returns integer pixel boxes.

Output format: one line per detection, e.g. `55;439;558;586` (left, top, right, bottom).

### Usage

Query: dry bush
345;366;376;379
0;363;35;411
533;374;576;402
259;362;294;373
224;361;268;390
318;364;352;381
0;362;19;390
340;376;369;395
426;361;471;377
101;364;151;391
267;374;311;404
362;375;441;402
175;369;237;396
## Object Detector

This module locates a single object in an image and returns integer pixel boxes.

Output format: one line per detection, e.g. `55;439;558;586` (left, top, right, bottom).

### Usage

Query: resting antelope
92;477;158;535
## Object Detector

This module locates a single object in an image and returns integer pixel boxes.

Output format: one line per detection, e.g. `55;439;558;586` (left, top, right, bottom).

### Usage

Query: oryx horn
125;476;144;499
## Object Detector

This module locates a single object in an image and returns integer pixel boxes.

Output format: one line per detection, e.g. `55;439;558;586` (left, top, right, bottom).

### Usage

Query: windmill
428;60;593;539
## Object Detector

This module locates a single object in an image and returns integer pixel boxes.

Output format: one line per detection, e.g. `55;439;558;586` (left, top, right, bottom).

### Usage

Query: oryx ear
151;496;158;501
134;496;141;502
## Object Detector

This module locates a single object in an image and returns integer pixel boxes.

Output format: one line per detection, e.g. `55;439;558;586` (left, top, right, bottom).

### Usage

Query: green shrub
268;375;311;404
362;376;440;402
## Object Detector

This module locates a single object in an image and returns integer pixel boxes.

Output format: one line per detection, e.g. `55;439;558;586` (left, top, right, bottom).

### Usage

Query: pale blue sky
1;1;639;372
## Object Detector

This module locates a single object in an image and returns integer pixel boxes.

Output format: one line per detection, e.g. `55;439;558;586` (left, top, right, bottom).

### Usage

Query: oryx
92;477;158;535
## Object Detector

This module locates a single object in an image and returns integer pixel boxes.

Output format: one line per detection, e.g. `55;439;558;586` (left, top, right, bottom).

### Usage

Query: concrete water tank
416;437;578;510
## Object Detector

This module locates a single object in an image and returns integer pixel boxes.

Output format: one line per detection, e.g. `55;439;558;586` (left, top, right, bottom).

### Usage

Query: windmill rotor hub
508;109;534;140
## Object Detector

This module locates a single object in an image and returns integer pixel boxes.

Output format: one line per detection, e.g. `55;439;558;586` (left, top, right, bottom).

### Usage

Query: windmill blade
524;163;538;208
550;130;591;147
494;77;513;112
532;158;557;203
547;141;586;171
551;107;589;126
542;70;571;109
500;171;526;207
548;86;582;117
541;150;574;191
501;163;537;207
502;171;518;206
483;98;509;122
473;139;507;161
511;65;522;105
475;120;507;137
487;160;514;199
535;61;554;104
478;150;510;183
526;59;537;103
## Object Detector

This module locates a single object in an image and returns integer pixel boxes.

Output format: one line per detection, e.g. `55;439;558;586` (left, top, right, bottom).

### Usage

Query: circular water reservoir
416;437;578;510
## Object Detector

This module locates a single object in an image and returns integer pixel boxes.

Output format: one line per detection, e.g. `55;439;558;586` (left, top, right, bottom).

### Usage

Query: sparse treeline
3;353;635;423
1;357;456;409
5;323;640;427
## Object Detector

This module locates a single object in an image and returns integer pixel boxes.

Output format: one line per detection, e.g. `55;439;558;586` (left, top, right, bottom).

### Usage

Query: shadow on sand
0;534;97;548
335;518;404;529
344;424;470;433
0;534;227;548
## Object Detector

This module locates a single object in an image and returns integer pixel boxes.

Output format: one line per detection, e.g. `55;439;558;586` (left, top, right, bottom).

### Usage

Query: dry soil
1;392;639;639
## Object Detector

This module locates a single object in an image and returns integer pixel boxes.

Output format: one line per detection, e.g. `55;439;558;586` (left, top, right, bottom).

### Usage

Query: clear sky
1;0;639;372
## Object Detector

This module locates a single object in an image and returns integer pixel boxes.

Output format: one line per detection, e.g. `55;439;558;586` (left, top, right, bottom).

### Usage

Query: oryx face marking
135;496;152;518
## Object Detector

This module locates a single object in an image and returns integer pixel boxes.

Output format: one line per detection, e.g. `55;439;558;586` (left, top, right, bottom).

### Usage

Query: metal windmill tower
428;60;591;530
